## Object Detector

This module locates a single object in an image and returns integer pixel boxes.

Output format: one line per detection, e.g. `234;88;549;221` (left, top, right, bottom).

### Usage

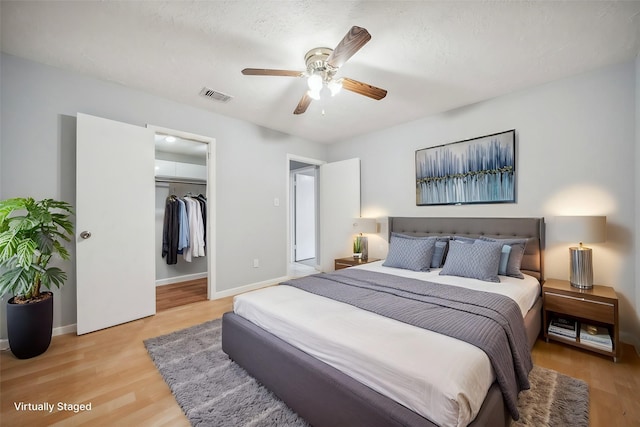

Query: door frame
286;154;324;272
148;125;217;300
291;165;318;262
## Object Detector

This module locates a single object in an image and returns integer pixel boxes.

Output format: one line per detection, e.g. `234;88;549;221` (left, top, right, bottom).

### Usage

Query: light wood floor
156;278;208;312
1;296;639;427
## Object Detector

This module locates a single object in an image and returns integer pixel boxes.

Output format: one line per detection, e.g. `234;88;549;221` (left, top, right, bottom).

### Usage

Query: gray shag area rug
144;319;589;427
511;365;589;427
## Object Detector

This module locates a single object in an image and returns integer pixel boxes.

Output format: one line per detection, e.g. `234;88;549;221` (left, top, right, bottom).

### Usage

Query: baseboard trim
0;323;77;351
620;331;640;356
211;275;290;300
156;272;208;287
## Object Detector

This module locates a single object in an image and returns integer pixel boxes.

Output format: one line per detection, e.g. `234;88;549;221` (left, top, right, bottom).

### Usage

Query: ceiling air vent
199;87;233;103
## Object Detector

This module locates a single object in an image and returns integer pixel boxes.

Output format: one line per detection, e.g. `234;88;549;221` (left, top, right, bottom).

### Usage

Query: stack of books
548;317;578;340
579;324;613;352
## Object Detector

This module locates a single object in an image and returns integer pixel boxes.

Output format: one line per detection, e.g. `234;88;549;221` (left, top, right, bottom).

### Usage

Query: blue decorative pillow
439;240;503;282
499;245;512;276
478;237;528;279
383;233;436;272
431;240;449;268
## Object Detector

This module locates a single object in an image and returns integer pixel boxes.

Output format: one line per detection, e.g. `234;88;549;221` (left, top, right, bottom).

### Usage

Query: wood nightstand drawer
335;261;355;270
334;257;381;270
544;291;615;324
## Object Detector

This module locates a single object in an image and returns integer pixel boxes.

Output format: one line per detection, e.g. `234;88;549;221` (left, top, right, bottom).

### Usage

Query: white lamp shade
307;74;323;91
352;218;376;234
328;79;342;96
307;89;321;100
554;216;606;244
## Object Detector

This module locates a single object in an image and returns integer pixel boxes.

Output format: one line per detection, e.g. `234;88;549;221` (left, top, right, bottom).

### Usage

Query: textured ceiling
2;1;639;144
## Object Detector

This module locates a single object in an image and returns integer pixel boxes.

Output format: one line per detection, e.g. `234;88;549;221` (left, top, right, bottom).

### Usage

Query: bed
222;217;545;427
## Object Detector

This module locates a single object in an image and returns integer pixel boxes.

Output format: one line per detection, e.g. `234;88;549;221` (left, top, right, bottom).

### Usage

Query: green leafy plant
0;198;74;302
353;235;362;254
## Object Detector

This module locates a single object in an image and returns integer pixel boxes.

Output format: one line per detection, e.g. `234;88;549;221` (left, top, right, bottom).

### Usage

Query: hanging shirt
195;194;207;248
183;197;205;261
182;197;193;262
177;198;190;253
161;196;180;265
189;196;206;257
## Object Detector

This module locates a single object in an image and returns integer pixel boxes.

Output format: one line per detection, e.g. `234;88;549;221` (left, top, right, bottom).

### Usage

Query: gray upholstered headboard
388;217;545;281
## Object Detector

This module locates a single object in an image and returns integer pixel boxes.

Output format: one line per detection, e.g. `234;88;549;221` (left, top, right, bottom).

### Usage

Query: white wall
329;60;640;347
0;53;328;337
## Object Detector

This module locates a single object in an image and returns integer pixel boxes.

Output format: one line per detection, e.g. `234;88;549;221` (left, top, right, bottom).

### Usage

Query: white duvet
233;261;540;427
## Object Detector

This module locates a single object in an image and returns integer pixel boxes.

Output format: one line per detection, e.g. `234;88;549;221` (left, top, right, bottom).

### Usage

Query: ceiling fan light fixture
307;74;323;92
242;27;385;115
328;79;343;96
308;88;321;100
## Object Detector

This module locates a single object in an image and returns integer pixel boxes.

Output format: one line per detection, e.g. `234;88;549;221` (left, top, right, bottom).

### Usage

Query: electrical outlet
253;258;260;268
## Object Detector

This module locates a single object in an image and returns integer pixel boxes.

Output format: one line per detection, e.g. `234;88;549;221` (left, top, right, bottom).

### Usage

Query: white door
76;113;156;335
294;171;316;261
319;158;360;272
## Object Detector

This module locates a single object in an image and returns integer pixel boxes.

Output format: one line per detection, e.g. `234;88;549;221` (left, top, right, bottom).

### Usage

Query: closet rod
155;177;207;185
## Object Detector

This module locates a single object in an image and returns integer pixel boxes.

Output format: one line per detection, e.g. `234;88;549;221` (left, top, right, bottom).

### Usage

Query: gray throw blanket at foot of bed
281;269;533;420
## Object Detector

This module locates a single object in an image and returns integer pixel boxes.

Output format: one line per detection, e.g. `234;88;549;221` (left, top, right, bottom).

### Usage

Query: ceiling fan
242;26;387;115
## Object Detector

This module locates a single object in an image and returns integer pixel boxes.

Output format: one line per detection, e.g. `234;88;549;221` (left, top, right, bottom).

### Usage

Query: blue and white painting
416;130;516;206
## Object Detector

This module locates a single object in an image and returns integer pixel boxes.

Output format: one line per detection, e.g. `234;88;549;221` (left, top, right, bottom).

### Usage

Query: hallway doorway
288;157;321;276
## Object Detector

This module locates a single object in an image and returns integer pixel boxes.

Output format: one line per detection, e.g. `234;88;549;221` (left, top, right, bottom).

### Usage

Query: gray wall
0;53;328;337
328;60;640;349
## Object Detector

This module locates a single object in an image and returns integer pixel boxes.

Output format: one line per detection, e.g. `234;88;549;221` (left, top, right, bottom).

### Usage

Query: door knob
80;231;92;239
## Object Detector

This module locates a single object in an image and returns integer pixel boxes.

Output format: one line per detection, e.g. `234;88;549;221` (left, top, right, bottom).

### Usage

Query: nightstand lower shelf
542;279;619;362
545;322;615;360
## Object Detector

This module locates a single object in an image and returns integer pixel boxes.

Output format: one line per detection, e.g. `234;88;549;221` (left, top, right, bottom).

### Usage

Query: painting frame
415;129;516;206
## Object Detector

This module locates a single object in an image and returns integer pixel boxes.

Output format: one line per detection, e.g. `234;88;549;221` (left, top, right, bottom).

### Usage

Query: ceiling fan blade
326;26;372;69
293;92;312;115
341;77;387;100
242;68;303;77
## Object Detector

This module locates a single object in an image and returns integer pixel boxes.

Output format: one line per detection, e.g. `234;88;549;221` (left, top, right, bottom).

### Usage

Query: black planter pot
6;292;54;359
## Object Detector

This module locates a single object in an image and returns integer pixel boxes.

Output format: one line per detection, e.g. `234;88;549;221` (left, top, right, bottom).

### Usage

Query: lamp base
569;246;593;289
571;282;593;290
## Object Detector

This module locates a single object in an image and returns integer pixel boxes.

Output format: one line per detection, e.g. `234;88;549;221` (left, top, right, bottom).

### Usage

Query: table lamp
555;216;606;289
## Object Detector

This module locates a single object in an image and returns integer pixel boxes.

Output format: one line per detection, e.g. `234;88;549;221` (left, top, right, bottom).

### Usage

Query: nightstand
334;257;381;270
542;278;619;362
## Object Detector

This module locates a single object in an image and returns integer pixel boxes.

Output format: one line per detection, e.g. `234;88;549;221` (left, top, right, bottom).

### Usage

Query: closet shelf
155;176;206;185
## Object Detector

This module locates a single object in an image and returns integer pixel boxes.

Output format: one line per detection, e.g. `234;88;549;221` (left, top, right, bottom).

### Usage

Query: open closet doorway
288;156;322;278
150;126;216;311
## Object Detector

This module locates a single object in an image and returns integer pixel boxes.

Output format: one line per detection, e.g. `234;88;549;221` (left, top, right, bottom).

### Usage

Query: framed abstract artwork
415;129;516;206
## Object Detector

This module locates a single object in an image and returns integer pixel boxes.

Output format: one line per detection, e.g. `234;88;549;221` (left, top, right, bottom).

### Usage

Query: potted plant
0;197;74;359
353;235;363;258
